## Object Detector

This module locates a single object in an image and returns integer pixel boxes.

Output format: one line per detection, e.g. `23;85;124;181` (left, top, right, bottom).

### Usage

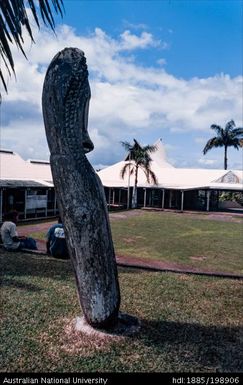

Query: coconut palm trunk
131;164;139;208
224;146;228;170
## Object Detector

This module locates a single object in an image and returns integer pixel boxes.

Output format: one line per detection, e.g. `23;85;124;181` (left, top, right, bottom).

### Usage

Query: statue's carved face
82;82;94;153
43;47;94;154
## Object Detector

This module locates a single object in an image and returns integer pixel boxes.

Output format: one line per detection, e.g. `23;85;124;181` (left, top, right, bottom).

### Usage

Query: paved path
16;215;243;280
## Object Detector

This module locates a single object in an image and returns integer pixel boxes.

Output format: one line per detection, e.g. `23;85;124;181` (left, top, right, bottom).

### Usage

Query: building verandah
104;186;243;212
1;184;242;223
0;184;58;222
0;144;242;222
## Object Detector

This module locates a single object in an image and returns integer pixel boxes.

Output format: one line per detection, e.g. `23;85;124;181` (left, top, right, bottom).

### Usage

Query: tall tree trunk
132;165;138;208
224;145;228;170
42;48;120;329
131;186;137;208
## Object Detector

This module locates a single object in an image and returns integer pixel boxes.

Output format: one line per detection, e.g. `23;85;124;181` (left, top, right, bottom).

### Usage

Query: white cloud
1;118;49;160
122;20;148;31
1;22;242;170
118;30;160;50
198;158;218;166
157;58;167;66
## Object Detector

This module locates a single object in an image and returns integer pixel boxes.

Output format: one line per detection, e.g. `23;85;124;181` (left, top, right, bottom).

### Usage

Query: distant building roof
27;159;50;165
98;139;243;191
0;150;52;183
0;143;242;192
0;179;53;188
0;149;15;154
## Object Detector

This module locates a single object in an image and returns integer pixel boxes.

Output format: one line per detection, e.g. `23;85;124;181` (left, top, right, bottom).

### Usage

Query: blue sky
1;0;243;170
60;0;242;78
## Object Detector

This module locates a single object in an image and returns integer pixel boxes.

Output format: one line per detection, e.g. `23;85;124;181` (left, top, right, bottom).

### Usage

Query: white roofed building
0;140;242;221
97;139;243;212
0;149;56;221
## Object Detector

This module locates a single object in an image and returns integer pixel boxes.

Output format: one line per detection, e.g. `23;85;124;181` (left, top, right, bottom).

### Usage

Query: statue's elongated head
42;47;94;155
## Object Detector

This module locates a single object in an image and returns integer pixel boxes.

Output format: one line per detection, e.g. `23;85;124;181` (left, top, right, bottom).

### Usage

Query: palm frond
0;69;8;93
203;137;224;154
39;0;56;30
120;140;134;151
231;128;243;138
229;138;241;150
28;0;41;27
210;124;223;136
120;162;134;179
143;144;157;154
143;168;158;185
0;0;64;95
225;120;235;132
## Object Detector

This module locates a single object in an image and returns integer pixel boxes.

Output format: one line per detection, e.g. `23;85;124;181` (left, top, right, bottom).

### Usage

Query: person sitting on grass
1;210;37;251
46;217;69;259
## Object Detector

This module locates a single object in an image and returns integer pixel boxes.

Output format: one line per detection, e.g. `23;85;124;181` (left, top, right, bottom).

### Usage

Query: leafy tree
0;0;64;95
203;120;243;170
121;139;158;208
219;192;243;206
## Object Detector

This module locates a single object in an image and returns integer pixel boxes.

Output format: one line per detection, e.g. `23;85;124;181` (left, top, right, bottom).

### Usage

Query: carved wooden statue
42;48;120;329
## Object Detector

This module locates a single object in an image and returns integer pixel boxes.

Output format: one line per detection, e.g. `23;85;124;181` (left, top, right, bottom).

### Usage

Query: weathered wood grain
42;48;120;328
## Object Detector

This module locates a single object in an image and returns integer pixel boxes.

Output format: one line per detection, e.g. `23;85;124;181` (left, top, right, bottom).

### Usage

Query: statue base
75;312;141;337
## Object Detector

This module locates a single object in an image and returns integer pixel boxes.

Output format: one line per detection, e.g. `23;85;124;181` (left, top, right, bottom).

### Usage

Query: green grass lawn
110;211;243;274
27;211;243;274
1;249;243;372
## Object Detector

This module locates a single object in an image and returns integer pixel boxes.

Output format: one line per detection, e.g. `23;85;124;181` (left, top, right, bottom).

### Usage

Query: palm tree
203;120;243;170
121;139;158;208
0;0;64;95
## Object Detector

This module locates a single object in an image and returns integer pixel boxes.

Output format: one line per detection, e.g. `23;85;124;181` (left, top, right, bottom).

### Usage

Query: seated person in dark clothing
46;217;69;259
1;211;37;251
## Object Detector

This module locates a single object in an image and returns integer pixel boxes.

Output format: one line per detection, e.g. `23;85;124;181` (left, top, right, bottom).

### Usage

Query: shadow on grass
0;249;145;279
138;318;243;372
0;249;73;280
2;277;43;292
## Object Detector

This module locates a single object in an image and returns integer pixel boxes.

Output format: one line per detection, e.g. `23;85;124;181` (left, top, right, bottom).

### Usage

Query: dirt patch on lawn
39;317;122;359
113;208;243;223
190;256;207;261
110;209;145;221
141;208;243;223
